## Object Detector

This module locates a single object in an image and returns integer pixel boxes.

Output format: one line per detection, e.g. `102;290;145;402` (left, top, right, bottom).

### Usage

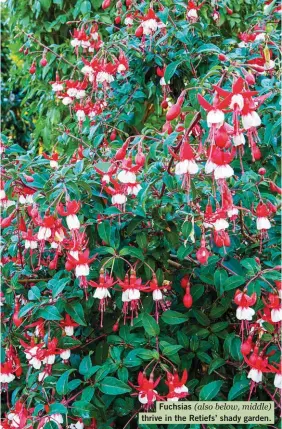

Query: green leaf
80;0;91;14
164;60;182;82
196;43;221;54
98;221;111;245
49;402;68;415
79;355;92;375
37;305;62;321
56;369;75;395
214;269;228;295
65;302;87;326
142;313;160;336
161;310;189;325
228;379;250;400
208;358;226;374
18;302;36;318
72;401;97;418
49;277;70;298
160;341;183;356
224;276;245;291
99;377;131;395
192;309;210;326
119;246;144;261
199;380;224;400
58;337;81;349
28;286;41;301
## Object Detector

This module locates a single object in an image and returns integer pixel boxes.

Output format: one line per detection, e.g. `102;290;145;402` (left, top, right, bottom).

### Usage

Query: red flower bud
196;247;210;265
269;181;282;195
183;293;193;308
113;322;119;332
245;73;256;85
135;26;143;37
162;121;173;134
226;7;233;14
258;167;266;175
218;53;227;61
29;63;36;74
215;125;229;148
110;130;117;141
180;275;189;289
40;57;48;67
252;145;261;161
161;100;168;109
102;0;111;9
156;67;165;77
115;16;121;25
135;151;146;167
166;104;181;121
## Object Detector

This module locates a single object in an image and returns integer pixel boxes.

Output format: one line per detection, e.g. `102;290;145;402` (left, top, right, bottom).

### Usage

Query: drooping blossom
57;200;81;230
234;289;257;321
128;372;162;409
166;370;189;401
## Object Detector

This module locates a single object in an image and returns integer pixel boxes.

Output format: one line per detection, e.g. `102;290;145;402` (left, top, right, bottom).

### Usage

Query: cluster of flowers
129;370;189;409
234;281;281;389
46;22;129;126
0;399;92;429
159;68;280;263
0;313;78;388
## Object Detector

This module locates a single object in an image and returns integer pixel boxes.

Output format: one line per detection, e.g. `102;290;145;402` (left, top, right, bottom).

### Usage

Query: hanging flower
166;370;189;401
234;289;257;321
129;372;162;409
57;200;81;230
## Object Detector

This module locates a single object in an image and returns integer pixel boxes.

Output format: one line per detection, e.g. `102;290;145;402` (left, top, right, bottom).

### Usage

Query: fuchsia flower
6;400;32;429
186;1;204;22
0;361;15;384
206;146;235;180
146;276;171;321
42;151;59;169
198;92;230;127
117;50;129;74
213;77;258;134
66;249;97;282
89;269;116;326
129;372;162;408
166;370;189;401
22;229;38;250
137;8;163;36
57;200;81;230
118;271;147;323
104;180;128;207
255;202;271;230
13;183;36;205
20;338;45;369
173;140;199;176
37;215;57;241
49;72;64;92
244;351;276;383
234;290;257;321
263;293;282;323
60;314;79;336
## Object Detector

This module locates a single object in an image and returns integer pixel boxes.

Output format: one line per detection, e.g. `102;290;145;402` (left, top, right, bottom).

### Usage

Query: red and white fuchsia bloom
263;293;282;323
60;314;79;336
234;290;257;321
129;372;162;408
57;200;81;230
166;370;189;401
255;202;272;230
